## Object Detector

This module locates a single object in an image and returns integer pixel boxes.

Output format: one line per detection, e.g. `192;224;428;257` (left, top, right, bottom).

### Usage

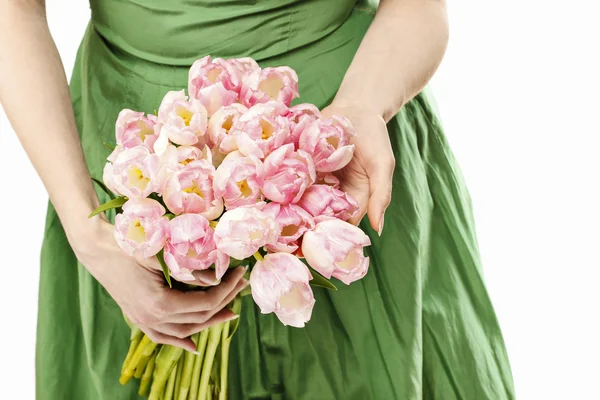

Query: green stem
138;351;157;396
218;321;231;400
178;348;198;400
253;252;264;261
134;345;157;379
174;355;184;399
207;384;214;400
198;324;224;400
122;329;144;376
121;336;158;385
148;345;185;400
189;330;209;400
163;364;177;400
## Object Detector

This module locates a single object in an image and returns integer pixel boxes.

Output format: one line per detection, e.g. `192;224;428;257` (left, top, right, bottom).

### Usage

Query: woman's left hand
321;102;395;235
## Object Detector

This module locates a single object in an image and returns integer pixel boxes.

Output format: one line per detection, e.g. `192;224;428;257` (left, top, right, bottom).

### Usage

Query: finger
347;191;368;226
163;278;248;323
140;325;197;353
200;307;241;330
215;277;249;312
367;155;395;235
338;171;369;227
165;266;247;313
189;270;220;286
157;308;240;338
197;277;248;321
153;322;206;339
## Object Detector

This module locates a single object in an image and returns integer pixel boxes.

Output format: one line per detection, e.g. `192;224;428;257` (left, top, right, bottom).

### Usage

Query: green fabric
36;1;515;399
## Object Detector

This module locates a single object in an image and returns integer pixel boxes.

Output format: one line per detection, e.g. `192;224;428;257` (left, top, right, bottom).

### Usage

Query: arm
0;0;101;246
0;1;245;349
323;0;449;233
335;0;449;122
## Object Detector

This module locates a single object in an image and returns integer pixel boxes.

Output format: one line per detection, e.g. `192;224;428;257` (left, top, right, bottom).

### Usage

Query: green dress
36;1;515;399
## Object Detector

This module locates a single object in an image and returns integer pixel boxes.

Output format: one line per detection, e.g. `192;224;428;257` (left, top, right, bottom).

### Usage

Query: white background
1;1;599;399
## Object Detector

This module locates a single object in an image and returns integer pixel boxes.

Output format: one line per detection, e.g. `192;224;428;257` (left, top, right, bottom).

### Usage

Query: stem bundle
119;298;241;399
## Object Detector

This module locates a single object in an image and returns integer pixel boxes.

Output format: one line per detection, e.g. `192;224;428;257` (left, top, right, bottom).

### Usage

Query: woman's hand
72;219;248;352
321;103;395;235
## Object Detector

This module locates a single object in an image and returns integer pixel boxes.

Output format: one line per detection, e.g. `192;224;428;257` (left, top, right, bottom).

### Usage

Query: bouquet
89;55;372;400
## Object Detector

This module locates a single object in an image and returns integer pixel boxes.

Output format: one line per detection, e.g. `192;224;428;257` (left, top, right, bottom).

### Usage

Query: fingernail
242;278;249;286
226;314;240;322
192;350;201;355
378;214;385;236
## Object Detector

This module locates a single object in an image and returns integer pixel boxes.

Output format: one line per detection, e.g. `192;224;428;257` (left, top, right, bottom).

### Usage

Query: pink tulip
261;144;316;204
152;144;216;197
154;90;208;152
102;146;162;198
240;66;299;107
176;145;204;165
297;184;359;221
213;203;279;260
188;56;244;96
298;116;356;172
315;172;340;188
231;102;290;158
208;103;248;154
250;253;315;327
286;103;321;147
188;56;244;116
213;151;264;209
160;142;207;167
163;159;223;220
164;214;229;281
106;144;124;163
302;218;371;285
195;83;239;117
229;57;260;75
264;203;315;253
115;109;159;150
114;198;169;258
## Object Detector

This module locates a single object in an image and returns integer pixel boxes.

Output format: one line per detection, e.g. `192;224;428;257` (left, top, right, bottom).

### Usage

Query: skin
0;0;246;352
0;0;448;348
323;0;449;234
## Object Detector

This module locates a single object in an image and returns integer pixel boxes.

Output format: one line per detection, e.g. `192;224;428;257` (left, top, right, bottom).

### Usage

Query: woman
1;0;515;399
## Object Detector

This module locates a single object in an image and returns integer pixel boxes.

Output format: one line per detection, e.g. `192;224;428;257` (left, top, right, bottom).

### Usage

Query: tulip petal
250;253;315;327
301;218;371;285
314;144;355;172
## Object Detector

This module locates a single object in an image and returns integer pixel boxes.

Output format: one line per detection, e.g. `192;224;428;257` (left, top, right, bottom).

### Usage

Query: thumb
136;254;162;272
367;156;394;235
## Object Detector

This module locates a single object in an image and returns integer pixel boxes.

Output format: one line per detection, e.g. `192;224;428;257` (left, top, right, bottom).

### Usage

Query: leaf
91;177;116;200
88;196;128;218
228;258;244;268
238;285;252;297
227;296;243;340
103;141;115;151
156;249;173;288
308;268;338;291
298;258;338;291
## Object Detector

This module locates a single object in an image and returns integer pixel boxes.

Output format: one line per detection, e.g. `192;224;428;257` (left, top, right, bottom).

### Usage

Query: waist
89;0;360;65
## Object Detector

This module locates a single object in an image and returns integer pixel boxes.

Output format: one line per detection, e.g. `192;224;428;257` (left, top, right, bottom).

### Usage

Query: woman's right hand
72;219;248;352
